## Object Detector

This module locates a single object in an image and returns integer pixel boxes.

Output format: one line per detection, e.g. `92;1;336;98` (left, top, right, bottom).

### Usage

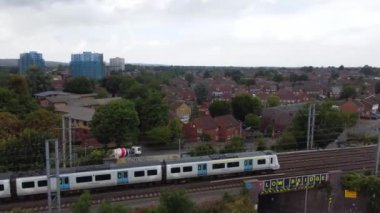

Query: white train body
0;151;279;198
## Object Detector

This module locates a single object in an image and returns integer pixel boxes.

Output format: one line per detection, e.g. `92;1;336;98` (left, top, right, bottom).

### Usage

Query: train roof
166;151;275;164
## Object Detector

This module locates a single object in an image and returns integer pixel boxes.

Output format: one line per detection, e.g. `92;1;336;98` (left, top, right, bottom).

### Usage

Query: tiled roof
55;105;95;121
193;116;218;130
213;114;240;128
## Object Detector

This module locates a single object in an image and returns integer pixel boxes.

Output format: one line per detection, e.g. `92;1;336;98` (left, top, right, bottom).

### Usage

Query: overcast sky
0;0;379;67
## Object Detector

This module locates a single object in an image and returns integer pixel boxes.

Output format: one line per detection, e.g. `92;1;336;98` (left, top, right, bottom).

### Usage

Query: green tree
194;83;208;104
0;128;53;172
147;126;172;145
64;77;95;94
155;190;195;213
222;137;245;153
277;132;297;150
72;191;91;213
256;137;266;151
137;91;168;132
97;202;131;213
190;144;216;156
184;73;194;85
231;95;261;121
244;113;261;130
209;100;231;117
96;87;109;98
203;71;211;78
0;88;38;118
24;109;60;135
267;95;280;107
375;81;380;94
340;85;357;99
169;119;183;142
200;133;212;142
0;112;21;140
360;65;376;76
26;67;52;94
91;99;140;146
338;65;345;70
8;75;30;96
272;73;283;82
101;75;124;97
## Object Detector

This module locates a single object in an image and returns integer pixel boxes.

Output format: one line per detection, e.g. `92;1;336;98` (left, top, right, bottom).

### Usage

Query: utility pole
376;130;380;176
68;116;73;167
61;116;66;168
45;139;61;213
306;104;312;150
310;104;316;149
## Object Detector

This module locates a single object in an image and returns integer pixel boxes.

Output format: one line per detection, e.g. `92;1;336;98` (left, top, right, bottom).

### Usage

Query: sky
0;0;379;67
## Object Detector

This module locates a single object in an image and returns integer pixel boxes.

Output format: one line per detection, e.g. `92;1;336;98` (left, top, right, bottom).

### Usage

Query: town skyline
0;0;379;67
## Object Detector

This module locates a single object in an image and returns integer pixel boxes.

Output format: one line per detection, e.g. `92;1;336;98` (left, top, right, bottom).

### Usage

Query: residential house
260;105;304;137
183;116;219;142
213;115;242;141
45;93;97;109
276;88;310;104
330;86;342;99
34;91;71;107
339;99;364;115
170;101;192;124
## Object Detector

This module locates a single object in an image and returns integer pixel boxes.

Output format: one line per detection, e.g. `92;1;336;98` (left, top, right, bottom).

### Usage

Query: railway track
0;145;377;212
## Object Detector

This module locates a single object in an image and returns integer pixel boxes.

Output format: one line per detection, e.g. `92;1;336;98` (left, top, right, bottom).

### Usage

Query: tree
8;75;30;96
190;144;216;156
24;109;60;135
267;95;280;107
101;75;125;97
340;85;357;99
194;83;208;104
91;99;140;146
203;71;211;78
0;88;38;118
169;119;182;142
64;77;95;94
26;67;52;94
0;112;21;140
155;190;195;213
97;202;131;213
209;100;231;117
0;128;53;172
147;126;172;145
272;73;283;82
72;191;91;213
222;137;245;153
277;132;297;150
96;87;109;98
256;137;266;151
136;91;168;132
375;81;380;94
231;95;261;121
338;65;345;70
244;113;261;130
184;73;194;85
360;65;376;76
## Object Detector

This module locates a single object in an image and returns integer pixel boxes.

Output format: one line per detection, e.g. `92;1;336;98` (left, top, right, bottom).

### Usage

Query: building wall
218;126;241;142
19;51;45;74
70;52;105;80
109;57;125;72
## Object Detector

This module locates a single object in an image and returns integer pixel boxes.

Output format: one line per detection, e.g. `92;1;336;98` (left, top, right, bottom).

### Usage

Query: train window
183;166;192;172
134;171;145;177
124;172;128;178
76;176;92;183
203;164;207;170
249;160;253;165
147;170;158;176
258;159;266;165
171;167;180;173
198;165;201;170
95;174;111;181
271;158;273;164
22;181;35;188
227;162;239;168
212;163;225;169
38;180;47;187
0;184;4;191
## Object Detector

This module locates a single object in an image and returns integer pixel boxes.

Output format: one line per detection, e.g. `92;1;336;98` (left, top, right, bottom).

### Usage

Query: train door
197;164;207;176
60;177;70;191
244;159;253;172
117;171;128;185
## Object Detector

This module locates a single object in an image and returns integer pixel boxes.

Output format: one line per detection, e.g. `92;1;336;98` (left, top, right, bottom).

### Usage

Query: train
0;151;280;199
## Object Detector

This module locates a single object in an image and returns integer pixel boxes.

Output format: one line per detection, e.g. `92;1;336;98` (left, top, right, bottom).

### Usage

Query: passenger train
0;151;280;199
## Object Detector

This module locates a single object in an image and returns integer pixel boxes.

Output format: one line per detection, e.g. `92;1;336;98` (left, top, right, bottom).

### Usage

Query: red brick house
183;116;219;142
213;115;242;141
